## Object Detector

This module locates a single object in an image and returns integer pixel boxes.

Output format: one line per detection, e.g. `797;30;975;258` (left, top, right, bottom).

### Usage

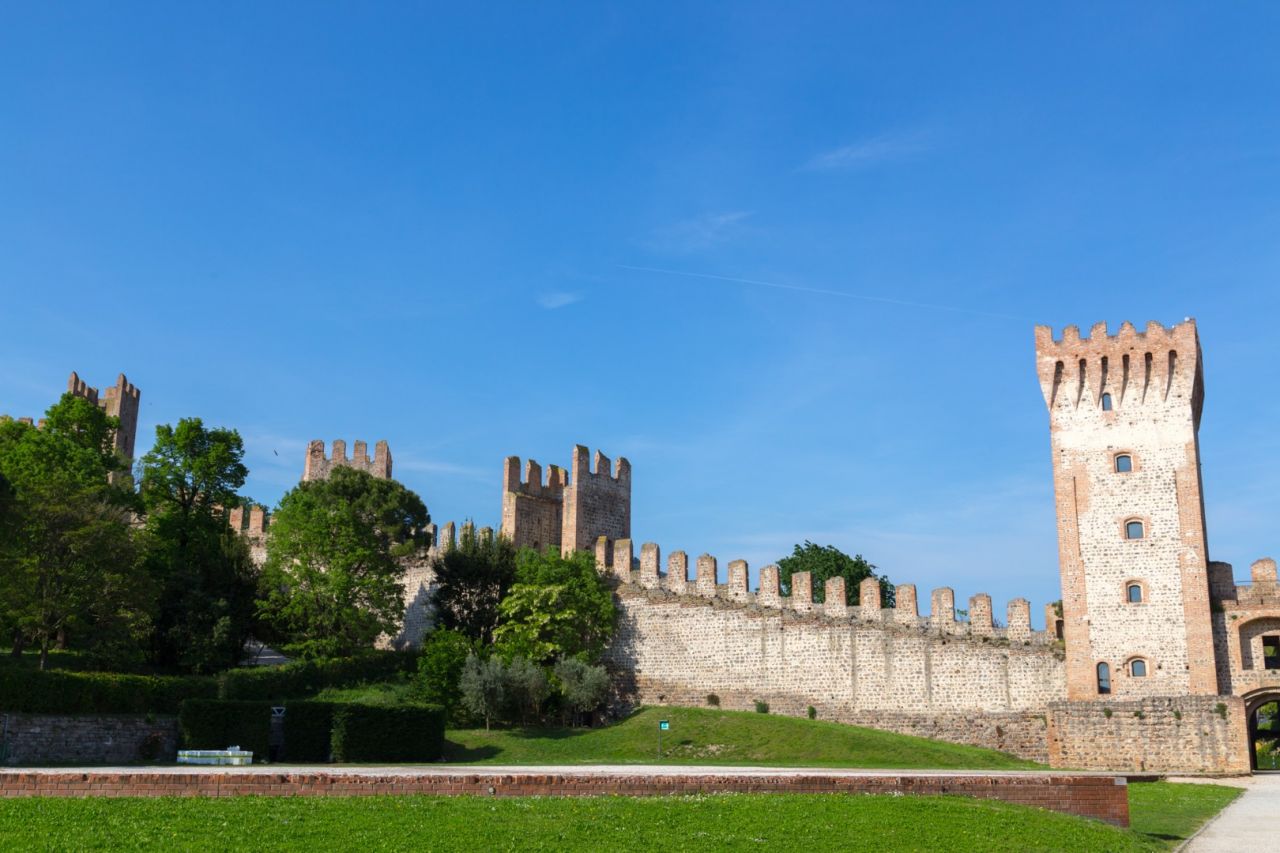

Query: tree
503;656;550;725
459;653;506;730
411;628;472;716
492;547;616;666
432;525;517;645
776;541;894;607
554;657;610;726
258;466;428;658
138;418;258;673
0;396;151;669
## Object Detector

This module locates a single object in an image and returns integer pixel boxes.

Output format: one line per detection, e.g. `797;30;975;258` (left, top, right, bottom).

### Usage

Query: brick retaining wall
0;768;1130;826
1;715;178;766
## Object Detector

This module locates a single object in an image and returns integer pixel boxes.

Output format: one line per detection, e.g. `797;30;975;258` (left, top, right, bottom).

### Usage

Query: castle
12;318;1280;773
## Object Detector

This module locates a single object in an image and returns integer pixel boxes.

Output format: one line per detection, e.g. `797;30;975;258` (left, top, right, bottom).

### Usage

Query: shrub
503;657;550;724
705;694;720;707
1215;702;1229;720
460;654;506;730
807;705;817;720
330;704;446;762
282;701;338;762
411;630;471;714
754;700;769;714
179;699;273;759
554;658;610;724
0;668;216;715
218;651;417;701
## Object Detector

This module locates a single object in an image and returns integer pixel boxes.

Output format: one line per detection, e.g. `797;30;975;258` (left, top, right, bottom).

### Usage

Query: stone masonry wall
561;446;630;556
302;439;392;482
500;457;565;552
1046;696;1250;774
1;715;178;766
1209;558;1280;700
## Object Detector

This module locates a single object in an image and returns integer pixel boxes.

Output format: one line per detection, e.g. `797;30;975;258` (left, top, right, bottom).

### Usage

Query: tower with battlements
67;371;141;472
500;445;630;556
1035;320;1216;700
302;439;392;482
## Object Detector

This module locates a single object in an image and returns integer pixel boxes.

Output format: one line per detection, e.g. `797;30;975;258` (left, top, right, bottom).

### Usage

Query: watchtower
1035;320;1216;700
302;439;392;482
499;444;631;556
67;371;140;467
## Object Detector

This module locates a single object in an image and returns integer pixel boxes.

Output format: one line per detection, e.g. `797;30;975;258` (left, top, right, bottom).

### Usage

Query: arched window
1097;662;1111;695
1115;454;1133;473
1129;659;1147;677
1127;583;1143;603
1125;520;1144;540
1101;393;1113;411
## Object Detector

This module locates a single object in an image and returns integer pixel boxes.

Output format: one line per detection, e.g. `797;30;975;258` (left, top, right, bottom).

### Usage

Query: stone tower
67;371;140;468
1035;320;1216;700
302;439;392;482
500;444;631;556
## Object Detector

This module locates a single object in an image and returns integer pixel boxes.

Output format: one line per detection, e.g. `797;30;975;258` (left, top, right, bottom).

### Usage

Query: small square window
1130;659;1147;677
1125;521;1144;540
1127;584;1143;603
1115;455;1133;473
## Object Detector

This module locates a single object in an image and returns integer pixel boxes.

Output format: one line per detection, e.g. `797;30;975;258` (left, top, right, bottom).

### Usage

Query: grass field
0;782;1237;852
439;705;1039;769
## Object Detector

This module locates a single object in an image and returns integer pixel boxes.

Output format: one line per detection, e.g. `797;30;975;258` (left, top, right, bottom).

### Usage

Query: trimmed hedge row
0;668;217;715
331;704;447;763
217;652;418;701
178;699;445;763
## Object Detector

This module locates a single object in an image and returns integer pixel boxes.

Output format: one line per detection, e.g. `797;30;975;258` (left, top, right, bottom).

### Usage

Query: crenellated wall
302;438;392;482
597;538;1065;760
1209;558;1280;701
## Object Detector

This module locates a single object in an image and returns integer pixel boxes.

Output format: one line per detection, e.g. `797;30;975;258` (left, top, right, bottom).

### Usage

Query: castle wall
500;457;564;552
561;446;630;555
601;542;1065;760
302;439;392;482
1209;559;1280;702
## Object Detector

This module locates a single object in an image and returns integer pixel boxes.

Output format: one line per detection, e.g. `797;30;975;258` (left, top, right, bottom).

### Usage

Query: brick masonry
1;715;177;767
0;768;1131;826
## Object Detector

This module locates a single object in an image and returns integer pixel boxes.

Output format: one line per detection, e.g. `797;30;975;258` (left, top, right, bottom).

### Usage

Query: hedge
331;704;446;763
0;668;217;715
218;651;417;701
178;699;273;759
280;701;337;762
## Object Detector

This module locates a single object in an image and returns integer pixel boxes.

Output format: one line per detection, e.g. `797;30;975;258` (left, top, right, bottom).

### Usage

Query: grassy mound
443;705;1039;769
0;783;1237;851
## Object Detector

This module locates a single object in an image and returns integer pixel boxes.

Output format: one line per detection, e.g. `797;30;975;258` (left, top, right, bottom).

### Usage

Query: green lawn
0;783;1237;852
1127;781;1240;844
441;705;1039;769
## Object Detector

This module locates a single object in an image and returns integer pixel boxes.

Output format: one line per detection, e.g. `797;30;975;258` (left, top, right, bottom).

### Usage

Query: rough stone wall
600;542;1065;760
1209;559;1280;701
1;714;177;766
561;445;630;556
1035;320;1216;700
500;457;565;551
302;439;392;482
1046;696;1249;774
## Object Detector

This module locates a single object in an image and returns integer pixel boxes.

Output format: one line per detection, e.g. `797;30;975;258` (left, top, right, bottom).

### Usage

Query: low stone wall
0;768;1131;825
1046;696;1250;774
1;715;178;767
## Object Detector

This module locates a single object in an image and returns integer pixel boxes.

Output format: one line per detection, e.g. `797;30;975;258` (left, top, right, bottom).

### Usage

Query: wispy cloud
536;291;584;310
646;211;753;254
803;133;927;171
394;452;489;481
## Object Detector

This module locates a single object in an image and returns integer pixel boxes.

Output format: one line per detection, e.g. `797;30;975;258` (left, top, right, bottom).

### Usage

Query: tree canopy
258;466;429;658
492;547;616;665
431;526;517;645
776;541;894;607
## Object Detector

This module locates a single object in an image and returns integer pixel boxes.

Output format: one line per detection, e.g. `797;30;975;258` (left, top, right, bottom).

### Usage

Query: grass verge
442;705;1038;769
0;786;1232;852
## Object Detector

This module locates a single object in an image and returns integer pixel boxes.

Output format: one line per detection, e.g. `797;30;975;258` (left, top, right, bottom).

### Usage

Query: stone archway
1245;691;1280;771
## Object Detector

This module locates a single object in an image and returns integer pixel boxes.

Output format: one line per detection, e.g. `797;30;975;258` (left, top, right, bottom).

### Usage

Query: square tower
66;371;140;474
1036;320;1216;700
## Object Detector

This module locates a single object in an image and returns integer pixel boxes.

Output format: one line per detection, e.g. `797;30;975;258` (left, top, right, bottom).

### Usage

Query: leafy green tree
138;418;258;673
503;656;550;725
410;628;472;716
258;466;428;658
0;397;151;669
776;541;894;607
431;525;517;645
554;657;610;726
492;547;616;665
459;652;506;730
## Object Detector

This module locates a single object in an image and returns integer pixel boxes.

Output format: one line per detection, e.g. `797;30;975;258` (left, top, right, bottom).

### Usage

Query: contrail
616;264;1031;322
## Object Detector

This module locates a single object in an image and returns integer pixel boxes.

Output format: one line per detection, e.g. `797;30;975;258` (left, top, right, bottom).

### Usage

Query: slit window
1127;583;1143;603
1115;454;1133;473
1265;636;1280;671
1125;521;1145;540
1101;393;1113;411
1097;662;1111;695
1129;659;1147;677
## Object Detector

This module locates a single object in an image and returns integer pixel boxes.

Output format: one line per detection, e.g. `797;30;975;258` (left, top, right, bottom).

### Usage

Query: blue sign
659;720;670;731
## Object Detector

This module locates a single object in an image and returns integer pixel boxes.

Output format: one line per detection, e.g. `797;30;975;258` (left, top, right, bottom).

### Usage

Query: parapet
66;371;99;405
302;438;393;482
1033;319;1203;425
503;456;567;496
570;444;631;484
227;503;269;538
595;538;1054;644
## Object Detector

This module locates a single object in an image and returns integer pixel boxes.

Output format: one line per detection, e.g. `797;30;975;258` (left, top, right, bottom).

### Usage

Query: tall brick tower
1036;320;1216;700
67;371;140;470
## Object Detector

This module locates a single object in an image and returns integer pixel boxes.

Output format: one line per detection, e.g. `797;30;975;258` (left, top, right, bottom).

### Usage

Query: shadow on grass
439;741;502;762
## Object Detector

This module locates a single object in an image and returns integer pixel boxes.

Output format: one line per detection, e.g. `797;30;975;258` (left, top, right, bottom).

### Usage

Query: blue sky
3;3;1279;625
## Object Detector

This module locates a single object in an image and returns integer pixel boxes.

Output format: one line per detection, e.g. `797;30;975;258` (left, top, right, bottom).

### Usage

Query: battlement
1034;319;1203;424
570;444;631;484
227;504;270;538
67;371;98;404
595;538;1052;643
101;373;140;403
64;371;141;466
1209;557;1280;607
302;438;393;482
502;456;567;496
